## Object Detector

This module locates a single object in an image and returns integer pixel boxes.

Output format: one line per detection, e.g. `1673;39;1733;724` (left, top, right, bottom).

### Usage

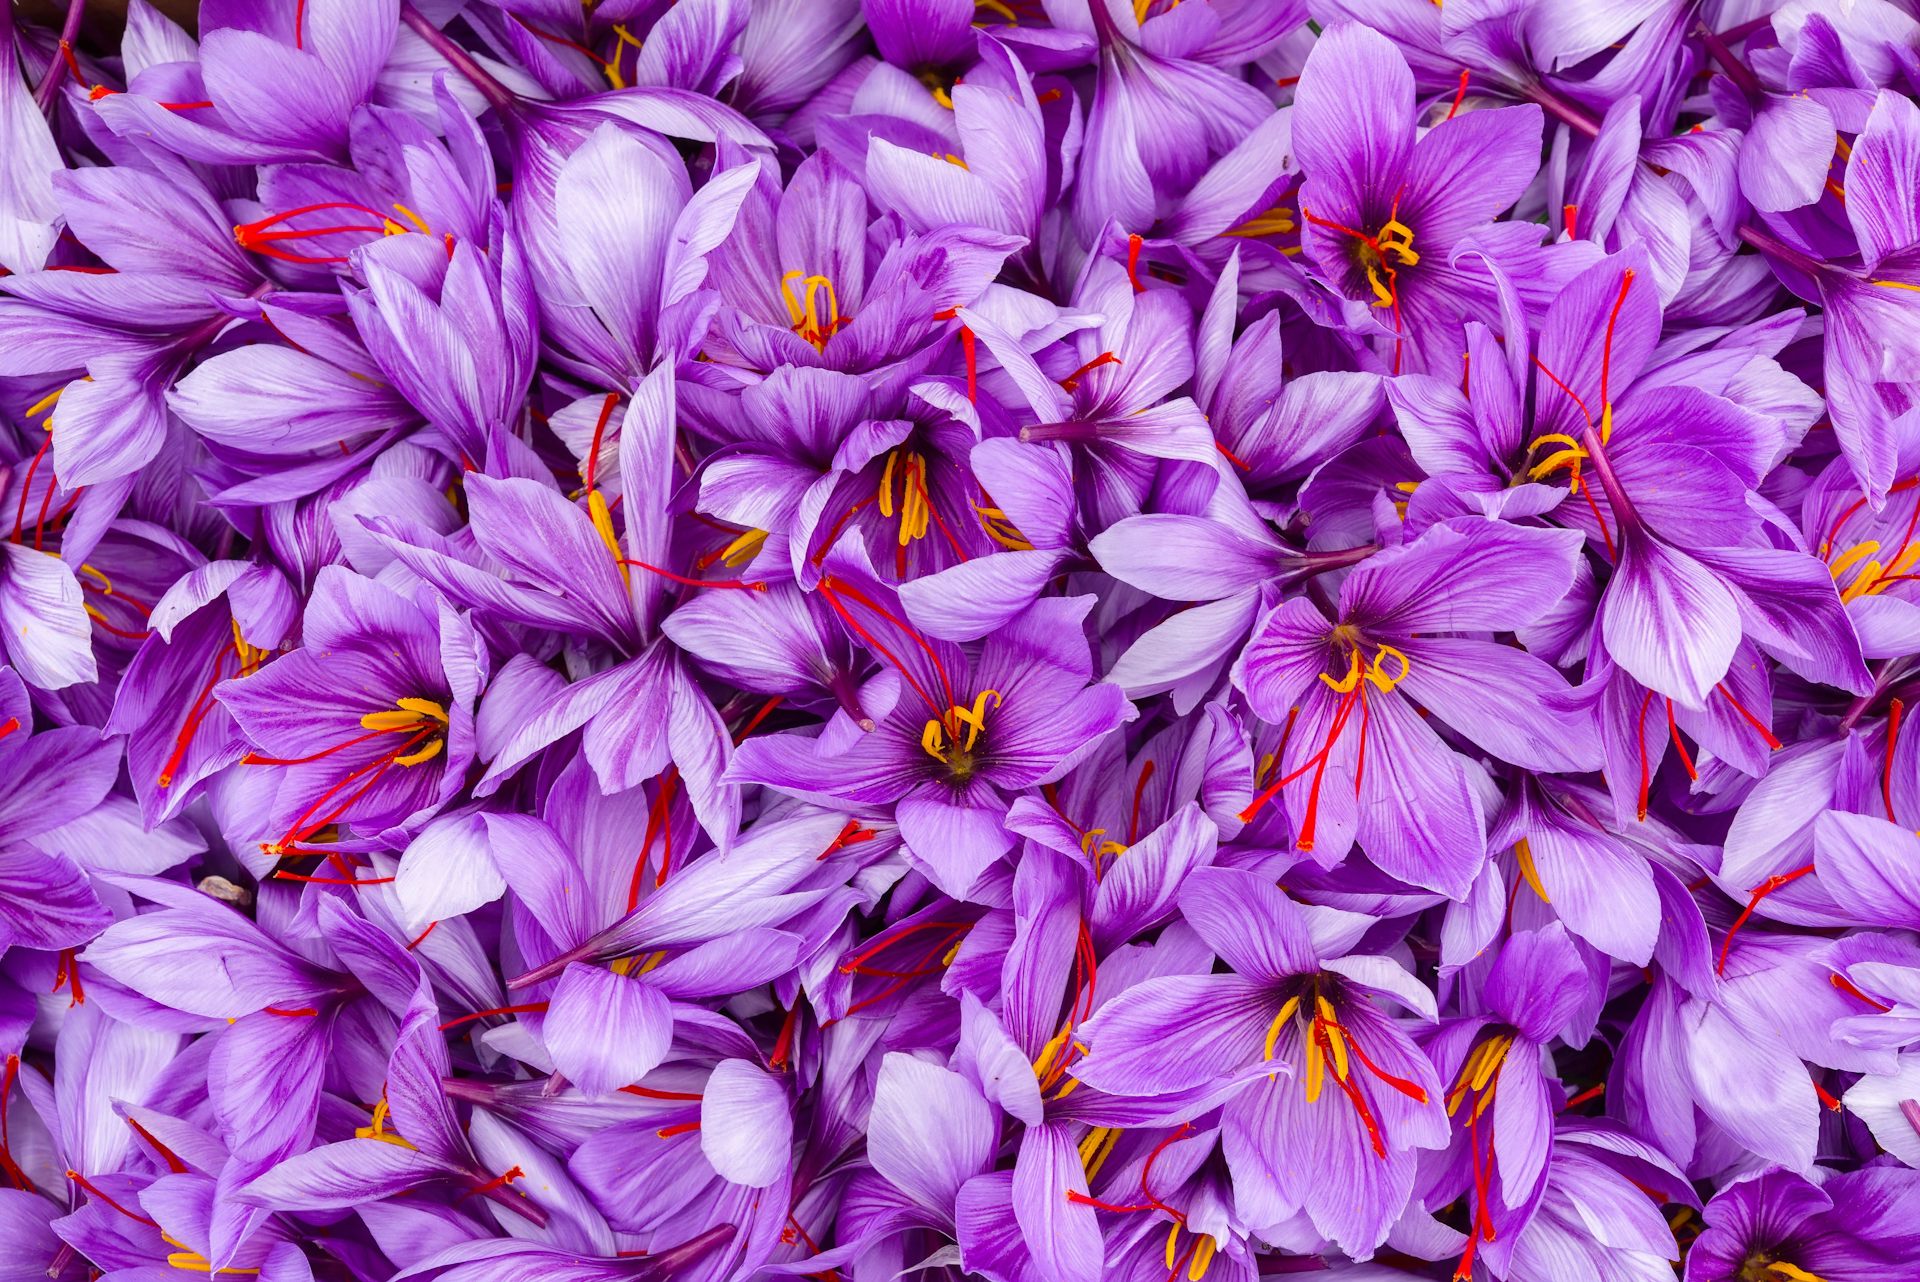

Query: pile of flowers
5;0;1920;1277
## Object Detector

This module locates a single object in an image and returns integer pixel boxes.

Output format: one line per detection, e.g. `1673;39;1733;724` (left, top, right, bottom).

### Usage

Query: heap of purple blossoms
7;0;1920;1277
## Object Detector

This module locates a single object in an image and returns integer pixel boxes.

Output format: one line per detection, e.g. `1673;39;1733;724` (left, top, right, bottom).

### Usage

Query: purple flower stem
399;4;518;115
32;0;86;113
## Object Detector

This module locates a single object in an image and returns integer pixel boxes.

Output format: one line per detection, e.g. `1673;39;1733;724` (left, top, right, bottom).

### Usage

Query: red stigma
1831;972;1892;1011
52;948;84;1006
817;818;876;860
1129;759;1155;844
619;1083;705;1101
66;1171;157;1226
0;1056;26;1190
1599;269;1634;413
1715;682;1781;750
1886;698;1906;826
1717;864;1815;973
1665;699;1698;782
439;1001;550;1032
234;201;397;265
1060;351;1121;393
628;767;679;908
582;391;620;493
619;557;768;593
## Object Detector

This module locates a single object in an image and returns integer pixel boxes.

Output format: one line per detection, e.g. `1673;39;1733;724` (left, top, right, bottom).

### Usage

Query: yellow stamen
1263;994;1301;1062
396;697;450;724
1470;1035;1511;1092
972;502;1034;551
230;618;267;671
1364;264;1397;308
1830;540;1881;581
921;719;947;762
361;708;428;731
1033;1025;1073;1080
1187;1234;1216;1280
353;1098;417;1149
878;451;898;519
1871;542;1920;595
1376;218;1419;265
1528;447;1588;479
602;24;642;89
1303;1025;1325;1102
1078;1125;1122;1179
721;528;768;567
1366;645;1409;692
1320;649;1364;693
779;270;840;352
1165;1223;1182;1269
1226;205;1296;238
1448;1034;1512;1115
25;386;64;419
588;489;629;589
950;688;1000;750
392;738;445;767
1766;1264;1829;1282
165;1252;262;1275
1514;838;1550;902
1872;279;1920;291
390;203;431;235
1316;996;1349;1080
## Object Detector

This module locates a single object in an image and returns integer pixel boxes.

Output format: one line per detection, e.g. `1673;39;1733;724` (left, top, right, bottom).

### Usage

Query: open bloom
1292;22;1547;375
216;566;484;861
1235;517;1595;898
1072;868;1446;1258
732;545;1131;898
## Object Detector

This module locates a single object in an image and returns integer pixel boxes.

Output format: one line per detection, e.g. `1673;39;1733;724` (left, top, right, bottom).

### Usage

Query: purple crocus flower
732;545;1131;898
704;149;1021;382
84;0;399;165
1073;867;1447;1258
1291;22;1547;375
14;4;1920;1278
0;161;274;488
1422;925;1593;1279
1234;517;1595;898
1684;1165;1920;1281
1483;1121;1694;1282
215;565;484;863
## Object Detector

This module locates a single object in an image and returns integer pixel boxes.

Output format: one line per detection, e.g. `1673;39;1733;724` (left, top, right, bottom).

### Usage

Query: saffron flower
7;5;1920;1281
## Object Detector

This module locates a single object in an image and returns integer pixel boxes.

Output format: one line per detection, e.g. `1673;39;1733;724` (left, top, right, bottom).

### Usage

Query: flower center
1355;215;1419;307
1741;1258;1829;1282
1263;984;1429;1162
879;450;934;551
1448;1030;1515;1279
921;688;1002;781
359;697;452;766
780;270;846;352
